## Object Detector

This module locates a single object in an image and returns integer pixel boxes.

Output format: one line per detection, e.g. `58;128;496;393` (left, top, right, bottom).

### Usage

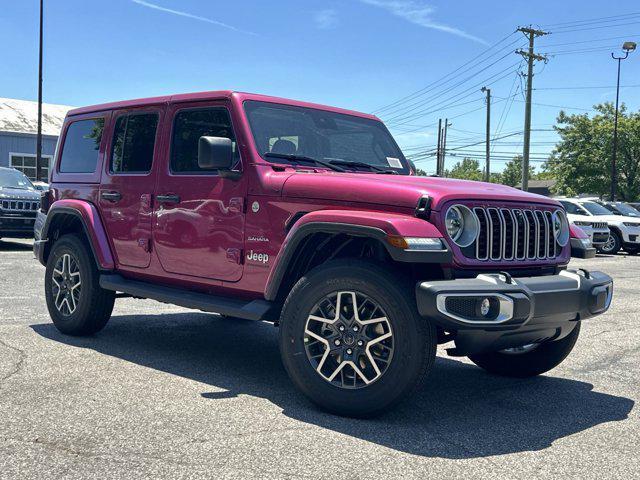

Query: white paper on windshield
386;157;403;168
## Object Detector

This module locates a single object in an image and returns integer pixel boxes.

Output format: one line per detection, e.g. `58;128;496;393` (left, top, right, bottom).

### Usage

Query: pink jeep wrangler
35;91;613;416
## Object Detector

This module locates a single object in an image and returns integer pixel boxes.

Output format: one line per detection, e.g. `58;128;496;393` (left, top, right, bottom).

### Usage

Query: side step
99;274;273;321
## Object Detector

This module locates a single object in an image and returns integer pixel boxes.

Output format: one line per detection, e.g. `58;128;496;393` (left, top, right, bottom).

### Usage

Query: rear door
99;108;163;268
152;101;246;281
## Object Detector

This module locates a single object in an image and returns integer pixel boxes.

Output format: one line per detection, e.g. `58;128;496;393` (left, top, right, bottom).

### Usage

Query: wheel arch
40;200;115;271
264;209;451;302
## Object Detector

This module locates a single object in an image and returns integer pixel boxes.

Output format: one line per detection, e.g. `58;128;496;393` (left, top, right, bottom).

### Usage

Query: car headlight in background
623;222;640;227
553;210;570;247
573;221;592;227
445;205;479;247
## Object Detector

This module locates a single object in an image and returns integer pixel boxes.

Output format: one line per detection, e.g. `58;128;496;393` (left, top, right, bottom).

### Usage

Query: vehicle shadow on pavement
0;240;32;251
31;313;634;459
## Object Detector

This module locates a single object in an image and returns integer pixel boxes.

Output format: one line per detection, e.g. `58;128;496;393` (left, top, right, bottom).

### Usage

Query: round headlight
553;210;570;247
445;205;479;247
445;206;464;241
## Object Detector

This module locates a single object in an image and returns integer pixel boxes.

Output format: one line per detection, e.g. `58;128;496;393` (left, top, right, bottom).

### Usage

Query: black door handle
101;191;122;202
156;194;181;204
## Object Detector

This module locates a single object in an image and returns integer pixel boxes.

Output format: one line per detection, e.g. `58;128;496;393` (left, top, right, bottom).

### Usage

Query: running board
99;274;273;321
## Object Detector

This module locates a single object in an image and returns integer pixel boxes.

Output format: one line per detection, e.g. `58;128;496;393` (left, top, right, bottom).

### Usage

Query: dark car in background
598;201;640;218
0;167;41;240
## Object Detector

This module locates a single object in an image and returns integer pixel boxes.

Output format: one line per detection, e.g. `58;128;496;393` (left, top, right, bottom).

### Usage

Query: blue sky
2;0;639;173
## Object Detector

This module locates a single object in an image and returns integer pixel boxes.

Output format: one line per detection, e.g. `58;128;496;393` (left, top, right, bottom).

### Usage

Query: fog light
479;298;491;317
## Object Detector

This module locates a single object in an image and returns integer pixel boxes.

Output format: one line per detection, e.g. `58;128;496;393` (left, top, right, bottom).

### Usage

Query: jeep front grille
1;200;40;212
472;207;559;261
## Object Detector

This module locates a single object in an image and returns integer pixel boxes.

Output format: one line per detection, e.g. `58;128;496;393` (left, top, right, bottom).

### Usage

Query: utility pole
516;26;548;191
481;87;491;182
436;118;442;175
441;119;450;176
36;0;44;182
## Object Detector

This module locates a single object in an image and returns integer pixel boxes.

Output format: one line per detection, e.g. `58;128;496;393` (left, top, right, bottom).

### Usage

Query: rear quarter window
59;118;105;173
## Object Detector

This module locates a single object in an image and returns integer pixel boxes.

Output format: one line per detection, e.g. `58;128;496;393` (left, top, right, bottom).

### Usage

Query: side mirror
198;136;234;170
408;159;417;174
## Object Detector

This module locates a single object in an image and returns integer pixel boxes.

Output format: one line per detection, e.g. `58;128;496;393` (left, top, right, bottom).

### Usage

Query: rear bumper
416;269;613;355
570;237;596;258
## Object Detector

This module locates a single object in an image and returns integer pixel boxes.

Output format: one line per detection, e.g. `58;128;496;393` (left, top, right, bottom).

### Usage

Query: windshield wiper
263;152;345;172
327;159;399;174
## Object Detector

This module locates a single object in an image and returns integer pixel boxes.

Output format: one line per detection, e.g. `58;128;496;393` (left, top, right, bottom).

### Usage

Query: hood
590;214;640;224
281;172;561;211
566;213;596;223
0;186;40;199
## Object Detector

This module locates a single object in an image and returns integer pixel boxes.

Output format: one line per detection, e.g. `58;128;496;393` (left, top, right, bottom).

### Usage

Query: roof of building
0;97;73;136
516;179;556;189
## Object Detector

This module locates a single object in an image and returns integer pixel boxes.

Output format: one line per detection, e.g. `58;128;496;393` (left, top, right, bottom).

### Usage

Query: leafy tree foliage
545;103;640;200
445;158;483;181
500;155;536;187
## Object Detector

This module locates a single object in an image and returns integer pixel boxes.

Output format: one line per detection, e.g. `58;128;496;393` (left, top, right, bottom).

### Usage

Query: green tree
546;103;640;200
500;155;536;187
446;158;483;181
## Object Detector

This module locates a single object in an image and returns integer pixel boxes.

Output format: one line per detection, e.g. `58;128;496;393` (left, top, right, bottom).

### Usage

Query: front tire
600;231;621;255
468;322;581;378
279;260;436;417
45;234;115;336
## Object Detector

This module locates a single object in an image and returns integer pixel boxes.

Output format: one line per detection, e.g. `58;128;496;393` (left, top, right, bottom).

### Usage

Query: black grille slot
545;211;555;257
524;210;536;258
501;209;515;259
536;211;547;258
474;208;489;260
487;208;502;260
514;210;526;259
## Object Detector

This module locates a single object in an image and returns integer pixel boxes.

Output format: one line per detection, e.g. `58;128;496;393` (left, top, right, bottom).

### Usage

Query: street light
610;41;636;201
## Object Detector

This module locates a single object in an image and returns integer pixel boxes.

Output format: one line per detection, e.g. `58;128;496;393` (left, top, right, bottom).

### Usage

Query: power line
372;31;520;114
542;12;640;29
383;56;521;124
550;21;640;34
539;34;640;48
385;63;521;127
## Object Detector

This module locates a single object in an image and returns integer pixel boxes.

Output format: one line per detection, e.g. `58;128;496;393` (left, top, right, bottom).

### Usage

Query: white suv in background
559;198;640;255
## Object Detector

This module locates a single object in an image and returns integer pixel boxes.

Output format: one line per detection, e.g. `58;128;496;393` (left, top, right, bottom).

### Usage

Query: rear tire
45;234;115;336
468;322;581;378
279;260;436;417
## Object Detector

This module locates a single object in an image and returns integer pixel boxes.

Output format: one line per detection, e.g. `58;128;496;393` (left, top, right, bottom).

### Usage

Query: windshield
244;100;410;174
613;202;640;216
580;201;612;216
0;169;35;190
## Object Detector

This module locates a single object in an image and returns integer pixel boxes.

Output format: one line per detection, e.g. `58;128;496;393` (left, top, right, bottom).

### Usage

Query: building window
9;153;52;182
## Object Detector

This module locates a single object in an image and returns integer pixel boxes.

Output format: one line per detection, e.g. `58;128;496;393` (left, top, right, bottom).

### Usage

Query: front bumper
0;214;36;238
416;269;613;355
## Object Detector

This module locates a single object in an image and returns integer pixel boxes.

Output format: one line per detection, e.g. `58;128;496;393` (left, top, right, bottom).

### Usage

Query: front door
99;108;163;268
152;102;245;282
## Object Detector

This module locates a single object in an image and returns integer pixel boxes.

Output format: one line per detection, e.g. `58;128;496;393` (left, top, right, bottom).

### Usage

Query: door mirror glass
198;136;233;170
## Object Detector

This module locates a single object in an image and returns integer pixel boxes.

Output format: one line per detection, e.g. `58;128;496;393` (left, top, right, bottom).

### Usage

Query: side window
561;201;580;215
59;118;104;173
110;113;159;174
171;108;238;174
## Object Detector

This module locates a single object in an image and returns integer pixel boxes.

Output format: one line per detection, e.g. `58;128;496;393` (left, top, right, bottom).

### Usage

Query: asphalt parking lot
0;238;637;479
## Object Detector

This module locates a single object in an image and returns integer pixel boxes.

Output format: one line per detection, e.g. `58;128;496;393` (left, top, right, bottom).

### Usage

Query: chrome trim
470;206;559;262
435;293;514;325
